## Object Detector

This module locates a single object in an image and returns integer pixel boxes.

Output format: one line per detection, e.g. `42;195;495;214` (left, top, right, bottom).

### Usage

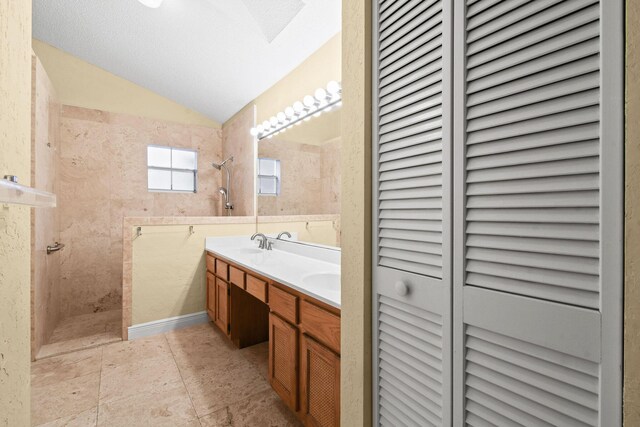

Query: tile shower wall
221;105;255;216
31;56;61;359
258;137;341;216
58;105;223;318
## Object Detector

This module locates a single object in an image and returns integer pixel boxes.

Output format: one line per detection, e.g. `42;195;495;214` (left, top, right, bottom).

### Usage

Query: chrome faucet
251;233;272;250
277;231;292;240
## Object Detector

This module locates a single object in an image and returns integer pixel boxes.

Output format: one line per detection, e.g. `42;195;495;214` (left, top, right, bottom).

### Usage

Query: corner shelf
0;177;56;208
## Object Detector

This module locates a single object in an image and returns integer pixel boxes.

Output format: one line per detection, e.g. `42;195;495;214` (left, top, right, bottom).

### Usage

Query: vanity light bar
250;81;342;141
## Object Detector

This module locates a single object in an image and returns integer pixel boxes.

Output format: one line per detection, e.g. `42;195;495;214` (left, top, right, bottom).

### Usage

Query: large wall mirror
256;104;341;248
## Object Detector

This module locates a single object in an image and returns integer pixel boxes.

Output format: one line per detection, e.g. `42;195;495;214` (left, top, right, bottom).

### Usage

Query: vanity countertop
205;236;340;308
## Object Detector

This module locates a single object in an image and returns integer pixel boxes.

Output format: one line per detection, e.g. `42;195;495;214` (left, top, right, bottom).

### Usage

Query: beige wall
32;40;219;129
0;0;32;424
31;56;61;360
258;137;341;216
58;105;223;320
341;0;372;425
222;105;255;216
131;222;255;325
625;0;640;424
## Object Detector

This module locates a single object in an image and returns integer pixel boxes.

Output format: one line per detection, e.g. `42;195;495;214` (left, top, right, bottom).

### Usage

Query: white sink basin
238;248;263;255
302;273;340;293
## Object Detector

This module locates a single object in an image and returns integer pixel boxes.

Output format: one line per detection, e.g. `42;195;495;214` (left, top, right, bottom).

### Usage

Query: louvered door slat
467;0;563;43
380;1;440;50
468;23;599;81
454;0;623;424
467;56;600;106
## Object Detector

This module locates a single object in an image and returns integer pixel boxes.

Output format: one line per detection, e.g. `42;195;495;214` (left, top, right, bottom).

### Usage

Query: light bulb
327;81;341;95
285;107;295;118
250;128;258;136
303;95;315;107
277;112;287;123
293;101;304;113
314;88;327;102
270;116;278;127
262;120;270;129
256;125;264;133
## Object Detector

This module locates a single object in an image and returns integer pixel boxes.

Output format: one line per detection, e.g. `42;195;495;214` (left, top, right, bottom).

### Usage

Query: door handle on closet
394;281;410;297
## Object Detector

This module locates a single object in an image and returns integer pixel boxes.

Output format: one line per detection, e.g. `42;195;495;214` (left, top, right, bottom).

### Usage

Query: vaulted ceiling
33;0;341;123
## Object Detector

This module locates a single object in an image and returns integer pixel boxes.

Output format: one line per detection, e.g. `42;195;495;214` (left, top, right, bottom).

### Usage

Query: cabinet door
214;278;229;335
206;272;216;321
452;0;624;424
268;312;298;411
372;0;453;425
300;334;340;427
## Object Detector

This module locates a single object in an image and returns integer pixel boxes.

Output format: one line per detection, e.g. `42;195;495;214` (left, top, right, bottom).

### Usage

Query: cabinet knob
394;281;410;297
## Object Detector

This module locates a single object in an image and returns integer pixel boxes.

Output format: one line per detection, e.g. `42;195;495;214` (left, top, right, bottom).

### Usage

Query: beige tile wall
31;56;61;359
58;105;223;319
257;137;341;216
221;105;255;216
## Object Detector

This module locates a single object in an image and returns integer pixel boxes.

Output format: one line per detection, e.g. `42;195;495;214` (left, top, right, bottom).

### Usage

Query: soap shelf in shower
0;177;57;208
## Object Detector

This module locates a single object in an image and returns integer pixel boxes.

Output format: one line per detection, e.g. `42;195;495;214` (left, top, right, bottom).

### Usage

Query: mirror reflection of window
257;158;281;196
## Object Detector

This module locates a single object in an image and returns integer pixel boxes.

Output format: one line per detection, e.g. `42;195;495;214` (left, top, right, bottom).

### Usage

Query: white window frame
147;145;198;193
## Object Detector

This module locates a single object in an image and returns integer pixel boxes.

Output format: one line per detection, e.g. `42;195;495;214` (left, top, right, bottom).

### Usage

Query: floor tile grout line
164;332;203;426
95;345;104;427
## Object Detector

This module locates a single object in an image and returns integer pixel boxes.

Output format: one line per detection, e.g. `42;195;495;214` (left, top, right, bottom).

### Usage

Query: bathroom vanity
205;236;341;427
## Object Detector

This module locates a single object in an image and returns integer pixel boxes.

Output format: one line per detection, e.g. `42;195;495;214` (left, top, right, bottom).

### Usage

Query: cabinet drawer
215;259;228;281
206;254;216;274
300;300;340;354
229;265;245;289
269;284;298;324
246;275;267;303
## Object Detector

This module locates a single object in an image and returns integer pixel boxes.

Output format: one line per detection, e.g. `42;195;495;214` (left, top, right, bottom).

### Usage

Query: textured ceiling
33;0;341;123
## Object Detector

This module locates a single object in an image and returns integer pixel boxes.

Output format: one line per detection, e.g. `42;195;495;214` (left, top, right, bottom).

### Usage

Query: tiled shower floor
37;310;122;360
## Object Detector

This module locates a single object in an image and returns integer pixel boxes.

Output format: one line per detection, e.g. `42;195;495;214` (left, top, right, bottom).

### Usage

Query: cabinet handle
394;281;410;297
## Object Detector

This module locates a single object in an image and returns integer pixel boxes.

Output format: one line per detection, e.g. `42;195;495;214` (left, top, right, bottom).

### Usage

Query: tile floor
31;322;302;427
37;310;122;360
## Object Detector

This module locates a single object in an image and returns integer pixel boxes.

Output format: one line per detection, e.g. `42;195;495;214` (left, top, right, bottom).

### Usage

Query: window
147;145;197;192
257;158;281;196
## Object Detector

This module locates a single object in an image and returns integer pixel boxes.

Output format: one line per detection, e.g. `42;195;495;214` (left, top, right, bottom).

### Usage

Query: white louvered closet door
372;0;453;425
452;0;624;426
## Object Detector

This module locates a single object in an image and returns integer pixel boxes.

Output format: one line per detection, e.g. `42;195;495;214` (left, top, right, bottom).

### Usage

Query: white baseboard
128;311;209;340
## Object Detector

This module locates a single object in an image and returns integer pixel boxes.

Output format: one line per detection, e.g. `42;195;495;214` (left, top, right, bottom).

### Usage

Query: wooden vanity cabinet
269;312;299;411
206;252;340;427
300;335;340;427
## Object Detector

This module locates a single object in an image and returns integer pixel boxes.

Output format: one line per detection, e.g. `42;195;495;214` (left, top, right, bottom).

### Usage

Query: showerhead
212;156;234;170
218;187;227;197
